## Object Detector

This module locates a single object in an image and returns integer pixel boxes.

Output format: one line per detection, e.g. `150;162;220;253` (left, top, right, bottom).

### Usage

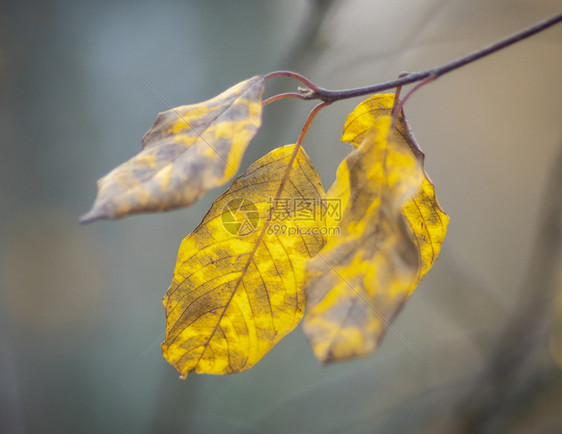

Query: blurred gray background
1;0;561;433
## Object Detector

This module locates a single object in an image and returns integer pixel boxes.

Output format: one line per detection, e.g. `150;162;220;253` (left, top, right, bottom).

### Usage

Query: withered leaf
80;76;264;223
303;95;448;363
162;144;326;377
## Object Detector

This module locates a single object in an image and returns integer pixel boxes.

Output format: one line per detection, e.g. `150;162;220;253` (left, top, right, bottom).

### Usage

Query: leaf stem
262;92;308;107
267;12;562;104
390;72;410;119
263;71;321;92
392;76;437;121
267;101;330;221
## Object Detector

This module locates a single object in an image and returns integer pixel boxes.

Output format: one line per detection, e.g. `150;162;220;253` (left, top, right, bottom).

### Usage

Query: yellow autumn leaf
303;94;448;363
162;144;326;377
80;76;264;223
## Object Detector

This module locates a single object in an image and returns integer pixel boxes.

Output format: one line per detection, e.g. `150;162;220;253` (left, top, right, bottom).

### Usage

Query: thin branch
266;12;562;104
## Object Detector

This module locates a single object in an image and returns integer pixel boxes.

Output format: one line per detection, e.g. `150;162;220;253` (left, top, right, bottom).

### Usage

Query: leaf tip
79;207;107;224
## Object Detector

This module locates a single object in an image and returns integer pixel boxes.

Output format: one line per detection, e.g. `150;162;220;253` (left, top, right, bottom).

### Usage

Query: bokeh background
1;0;561;433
